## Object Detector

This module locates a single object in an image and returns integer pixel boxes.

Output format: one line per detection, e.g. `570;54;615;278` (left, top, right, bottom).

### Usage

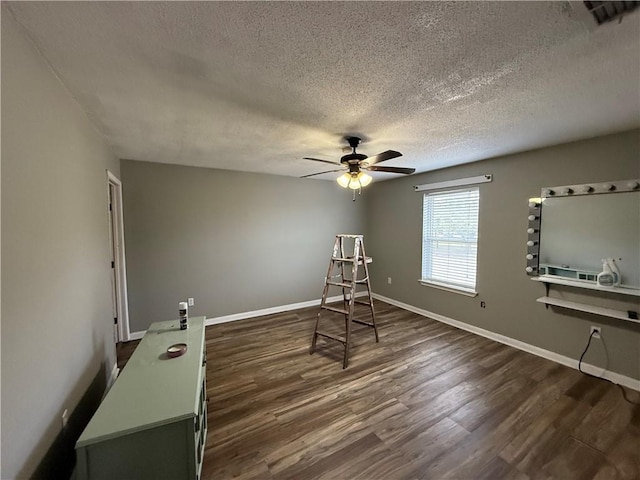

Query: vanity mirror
527;179;640;296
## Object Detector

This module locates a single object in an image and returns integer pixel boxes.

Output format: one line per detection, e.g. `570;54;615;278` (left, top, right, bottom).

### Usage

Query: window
421;187;479;295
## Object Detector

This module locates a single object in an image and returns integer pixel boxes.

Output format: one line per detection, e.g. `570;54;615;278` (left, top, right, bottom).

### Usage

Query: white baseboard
107;362;120;390
372;293;640;392
129;293;368;337
204;293;366;327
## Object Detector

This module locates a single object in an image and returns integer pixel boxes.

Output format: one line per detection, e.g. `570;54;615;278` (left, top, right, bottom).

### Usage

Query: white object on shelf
532;275;640;297
536;296;639;323
597;259;616;287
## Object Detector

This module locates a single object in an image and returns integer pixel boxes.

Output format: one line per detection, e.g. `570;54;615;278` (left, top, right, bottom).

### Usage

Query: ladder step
353;319;375;328
315;331;346;344
331;256;372;265
326;279;369;287
354;299;372;306
332;257;355;263
321;305;349;315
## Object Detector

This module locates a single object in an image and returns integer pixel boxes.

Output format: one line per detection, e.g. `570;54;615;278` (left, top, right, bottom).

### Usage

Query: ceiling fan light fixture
357;172;372;188
337;172;352;188
338;171;372;189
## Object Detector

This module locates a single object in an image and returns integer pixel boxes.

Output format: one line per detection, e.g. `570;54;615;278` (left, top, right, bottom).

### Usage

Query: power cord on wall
578;330;640;405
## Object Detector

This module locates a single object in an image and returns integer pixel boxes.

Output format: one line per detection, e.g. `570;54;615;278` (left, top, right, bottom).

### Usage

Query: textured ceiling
5;1;640;181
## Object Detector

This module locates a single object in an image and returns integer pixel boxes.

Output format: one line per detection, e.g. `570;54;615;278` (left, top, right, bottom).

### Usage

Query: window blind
422;187;479;291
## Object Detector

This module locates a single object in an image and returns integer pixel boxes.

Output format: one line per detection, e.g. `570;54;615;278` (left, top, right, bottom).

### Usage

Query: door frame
107;170;131;342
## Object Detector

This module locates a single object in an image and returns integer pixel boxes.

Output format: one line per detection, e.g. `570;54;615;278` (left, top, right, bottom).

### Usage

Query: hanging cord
578;330;640;405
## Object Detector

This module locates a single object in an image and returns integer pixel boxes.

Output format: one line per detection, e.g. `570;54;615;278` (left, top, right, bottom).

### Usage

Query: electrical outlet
590;326;601;339
188;297;194;307
387;277;392;285
61;409;69;429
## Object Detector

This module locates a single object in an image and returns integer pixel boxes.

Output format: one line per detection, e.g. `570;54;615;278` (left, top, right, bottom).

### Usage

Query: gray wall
2;12;120;479
120;160;364;332
365;129;640;380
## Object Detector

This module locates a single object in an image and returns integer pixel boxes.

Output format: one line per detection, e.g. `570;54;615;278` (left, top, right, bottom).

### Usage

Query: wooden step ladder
310;234;378;368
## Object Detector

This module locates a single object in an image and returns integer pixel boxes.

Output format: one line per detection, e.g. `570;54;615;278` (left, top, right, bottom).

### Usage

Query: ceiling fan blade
365;150;402;165
300;169;345;179
303;157;342;166
366;165;416;175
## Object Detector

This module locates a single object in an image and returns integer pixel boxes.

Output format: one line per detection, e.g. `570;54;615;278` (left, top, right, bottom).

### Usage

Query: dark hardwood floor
117;301;640;479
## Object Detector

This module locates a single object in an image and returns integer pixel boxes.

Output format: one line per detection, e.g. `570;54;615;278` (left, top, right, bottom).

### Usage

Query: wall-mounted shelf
532;275;640;297
536;296;640;323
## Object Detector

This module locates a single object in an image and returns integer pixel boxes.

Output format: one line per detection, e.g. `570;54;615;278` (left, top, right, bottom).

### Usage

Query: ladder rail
359;238;378;342
339;236;349;313
343;238;361;368
311;240;340;354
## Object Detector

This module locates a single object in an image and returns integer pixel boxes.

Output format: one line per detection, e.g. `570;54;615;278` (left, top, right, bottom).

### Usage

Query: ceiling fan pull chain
352;189;356;202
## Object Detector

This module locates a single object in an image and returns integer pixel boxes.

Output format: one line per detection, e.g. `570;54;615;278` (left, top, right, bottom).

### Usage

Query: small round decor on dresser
167;343;187;358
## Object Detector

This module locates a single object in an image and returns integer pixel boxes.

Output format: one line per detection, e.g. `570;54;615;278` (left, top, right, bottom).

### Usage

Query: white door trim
107;170;131;342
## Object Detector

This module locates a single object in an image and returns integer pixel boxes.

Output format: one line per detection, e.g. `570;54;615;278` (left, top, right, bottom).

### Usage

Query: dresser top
77;317;206;447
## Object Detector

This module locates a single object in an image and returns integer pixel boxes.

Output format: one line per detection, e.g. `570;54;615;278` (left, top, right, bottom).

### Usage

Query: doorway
107;170;130;342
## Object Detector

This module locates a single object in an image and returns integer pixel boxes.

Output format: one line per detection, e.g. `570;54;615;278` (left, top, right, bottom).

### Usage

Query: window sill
418;279;478;297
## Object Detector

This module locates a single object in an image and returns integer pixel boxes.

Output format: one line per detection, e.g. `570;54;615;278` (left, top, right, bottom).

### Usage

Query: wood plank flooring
117;301;640;479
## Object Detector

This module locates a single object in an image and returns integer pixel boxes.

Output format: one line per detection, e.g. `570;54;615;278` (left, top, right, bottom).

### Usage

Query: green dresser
76;317;207;480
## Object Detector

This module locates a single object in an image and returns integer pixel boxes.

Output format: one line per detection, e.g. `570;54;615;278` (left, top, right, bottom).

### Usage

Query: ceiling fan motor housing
342;136;366;167
341;153;368;167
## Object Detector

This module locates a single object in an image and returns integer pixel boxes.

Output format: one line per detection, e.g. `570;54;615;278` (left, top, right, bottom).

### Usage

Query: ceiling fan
301;136;416;191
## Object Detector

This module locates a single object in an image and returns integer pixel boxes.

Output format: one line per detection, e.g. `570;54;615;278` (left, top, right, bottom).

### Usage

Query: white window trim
414;174;492;192
420;186;480;295
418;279;478;297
